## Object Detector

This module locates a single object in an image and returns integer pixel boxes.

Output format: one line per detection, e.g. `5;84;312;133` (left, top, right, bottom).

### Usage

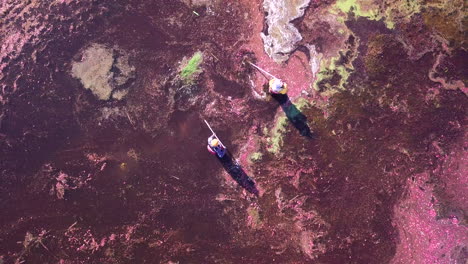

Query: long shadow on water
271;93;315;138
217;151;259;196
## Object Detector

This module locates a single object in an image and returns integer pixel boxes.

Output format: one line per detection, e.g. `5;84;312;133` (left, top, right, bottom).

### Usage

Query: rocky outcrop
0;0;124;109
71;44;135;100
261;0;311;63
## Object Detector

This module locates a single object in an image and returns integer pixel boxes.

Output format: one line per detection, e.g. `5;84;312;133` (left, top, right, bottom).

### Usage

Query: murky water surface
1;0;466;263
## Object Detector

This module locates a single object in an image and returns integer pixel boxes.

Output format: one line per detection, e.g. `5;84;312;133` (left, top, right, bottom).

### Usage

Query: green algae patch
383;0;421;29
267;115;288;155
180;51;203;84
332;0;403;29
314;54;354;94
247;207;262;228
333;0;379;20
249;152;263;163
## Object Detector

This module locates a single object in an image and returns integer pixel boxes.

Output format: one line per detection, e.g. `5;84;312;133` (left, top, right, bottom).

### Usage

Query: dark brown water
1;0;467;263
0;1;266;262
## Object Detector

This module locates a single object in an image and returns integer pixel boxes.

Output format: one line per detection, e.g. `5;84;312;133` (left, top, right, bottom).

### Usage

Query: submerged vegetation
249;152;263;163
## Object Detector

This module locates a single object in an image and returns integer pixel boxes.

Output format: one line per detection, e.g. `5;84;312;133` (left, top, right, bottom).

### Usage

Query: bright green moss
180;51;203;84
249;152;263;163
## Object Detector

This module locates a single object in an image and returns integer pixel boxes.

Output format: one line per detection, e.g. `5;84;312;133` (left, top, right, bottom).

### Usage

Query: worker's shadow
271;94;315;138
217;152;259;196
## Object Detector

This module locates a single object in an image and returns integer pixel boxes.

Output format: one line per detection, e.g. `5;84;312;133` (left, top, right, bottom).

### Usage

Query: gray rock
261;0;311;63
71;44;135;100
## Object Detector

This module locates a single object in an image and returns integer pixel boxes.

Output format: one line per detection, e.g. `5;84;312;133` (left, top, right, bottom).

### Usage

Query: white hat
271;79;284;92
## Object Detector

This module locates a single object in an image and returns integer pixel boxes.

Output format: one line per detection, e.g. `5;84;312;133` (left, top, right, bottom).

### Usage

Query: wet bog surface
1;0;467;263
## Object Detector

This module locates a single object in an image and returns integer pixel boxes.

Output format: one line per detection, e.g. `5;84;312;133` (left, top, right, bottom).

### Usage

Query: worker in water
207;135;226;158
269;78;288;94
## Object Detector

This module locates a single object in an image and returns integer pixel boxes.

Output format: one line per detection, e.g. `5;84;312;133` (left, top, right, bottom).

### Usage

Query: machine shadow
217;151;259;196
271;93;315;138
